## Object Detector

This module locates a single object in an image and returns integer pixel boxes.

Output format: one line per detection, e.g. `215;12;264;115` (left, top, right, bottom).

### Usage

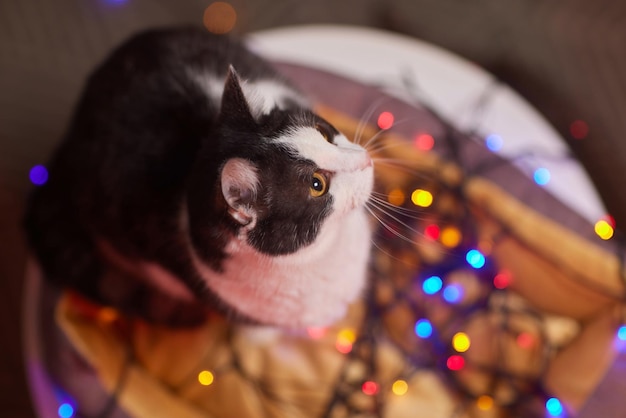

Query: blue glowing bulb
617;325;626;341
422;276;443;295
415;319;433;338
58;403;74;418
533;167;551;186
545;397;563;416
486;134;503;152
443;284;463;303
29;165;48;186
466;249;486;269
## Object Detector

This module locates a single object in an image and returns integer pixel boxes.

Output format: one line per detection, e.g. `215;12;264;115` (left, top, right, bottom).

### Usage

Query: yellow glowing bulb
440;226;462;248
594;220;614;240
477;395;494;411
411;189;433;207
452;332;471;353
198;370;214;386
388;188;406;206
337;328;357;344
392;379;408;396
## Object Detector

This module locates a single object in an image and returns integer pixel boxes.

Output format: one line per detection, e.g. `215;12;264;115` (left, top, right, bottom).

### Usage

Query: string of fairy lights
31;2;626;418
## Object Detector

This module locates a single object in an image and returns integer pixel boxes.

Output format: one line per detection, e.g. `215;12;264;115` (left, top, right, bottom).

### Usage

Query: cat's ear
221;158;259;229
219;66;256;129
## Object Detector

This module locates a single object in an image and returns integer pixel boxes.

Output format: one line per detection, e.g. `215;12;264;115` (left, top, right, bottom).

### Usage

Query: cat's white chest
195;209;372;328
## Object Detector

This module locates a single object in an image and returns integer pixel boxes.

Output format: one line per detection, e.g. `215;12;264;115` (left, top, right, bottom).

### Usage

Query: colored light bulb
452;332;471;353
392;379;408;396
415;319;433;338
377;111;394;130
545;397;563;416
466;249;486;269
422;276;443;294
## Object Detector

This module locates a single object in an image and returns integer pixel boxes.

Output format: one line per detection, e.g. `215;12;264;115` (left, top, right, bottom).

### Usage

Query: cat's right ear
221;158;259;231
219;66;256;129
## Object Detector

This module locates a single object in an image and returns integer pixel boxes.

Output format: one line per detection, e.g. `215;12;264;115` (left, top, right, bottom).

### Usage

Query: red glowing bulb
415;134;435;151
377;112;394;130
446;355;465;371
424;224;440;240
362;381;379;396
570;120;589;140
493;271;512;289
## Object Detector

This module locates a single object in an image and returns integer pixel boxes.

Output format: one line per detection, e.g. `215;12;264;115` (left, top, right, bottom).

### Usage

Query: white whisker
368;195;425;219
367;199;426;235
372;158;434;181
364;205;419;246
354;96;391;145
362;116;417;150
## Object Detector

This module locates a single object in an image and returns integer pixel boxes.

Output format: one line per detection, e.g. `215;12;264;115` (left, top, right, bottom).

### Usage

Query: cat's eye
310;172;328;197
316;123;333;143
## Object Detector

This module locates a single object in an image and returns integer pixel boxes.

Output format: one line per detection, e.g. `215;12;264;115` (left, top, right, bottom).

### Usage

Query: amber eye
316;123;333;143
310;172;328;197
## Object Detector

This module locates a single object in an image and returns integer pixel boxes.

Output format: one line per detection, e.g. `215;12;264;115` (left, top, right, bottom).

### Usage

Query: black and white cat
24;27;374;328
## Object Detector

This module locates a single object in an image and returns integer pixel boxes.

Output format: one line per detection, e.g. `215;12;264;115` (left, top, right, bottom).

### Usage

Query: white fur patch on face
277;127;371;171
275;127;374;215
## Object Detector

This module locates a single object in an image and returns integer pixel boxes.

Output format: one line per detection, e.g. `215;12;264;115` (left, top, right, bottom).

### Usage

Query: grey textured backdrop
2;0;625;416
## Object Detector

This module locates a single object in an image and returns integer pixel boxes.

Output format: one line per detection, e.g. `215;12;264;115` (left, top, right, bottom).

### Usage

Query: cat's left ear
221;158;259;230
219;66;256;129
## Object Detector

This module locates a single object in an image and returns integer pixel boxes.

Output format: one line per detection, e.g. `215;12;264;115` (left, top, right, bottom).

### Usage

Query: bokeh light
336;328;356;353
362;380;379;396
392;379;409;396
486;134;503;152
594;219;614;240
617;325;626;341
443;284;463;304
516;332;535;349
203;2;237;34
476;395;494;411
440;226;462;248
198;370;214;386
452;332;471;352
387;188;405;206
415;319;433;338
58;403;74;418
466;249;486;269
377;111;394;130
424;224;440;240
493;271;512;289
29;165;48;186
545;397;563;416
422;275;443;295
411;189;433;207
415;133;435;151
446;355;465;371
533;168;551;186
569;120;589;140
307;327;326;339
97;307;118;323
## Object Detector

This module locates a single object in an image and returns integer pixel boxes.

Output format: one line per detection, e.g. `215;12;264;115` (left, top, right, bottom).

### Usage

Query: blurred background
1;0;625;416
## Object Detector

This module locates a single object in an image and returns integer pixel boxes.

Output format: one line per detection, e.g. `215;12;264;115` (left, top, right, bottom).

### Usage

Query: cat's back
26;28;286;251
50;28;279;209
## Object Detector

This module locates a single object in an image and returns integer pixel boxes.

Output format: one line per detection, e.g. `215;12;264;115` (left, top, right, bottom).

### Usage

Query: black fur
23;27;337;326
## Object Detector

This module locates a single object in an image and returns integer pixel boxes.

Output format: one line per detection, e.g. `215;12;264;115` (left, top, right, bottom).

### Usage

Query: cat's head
194;67;373;257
